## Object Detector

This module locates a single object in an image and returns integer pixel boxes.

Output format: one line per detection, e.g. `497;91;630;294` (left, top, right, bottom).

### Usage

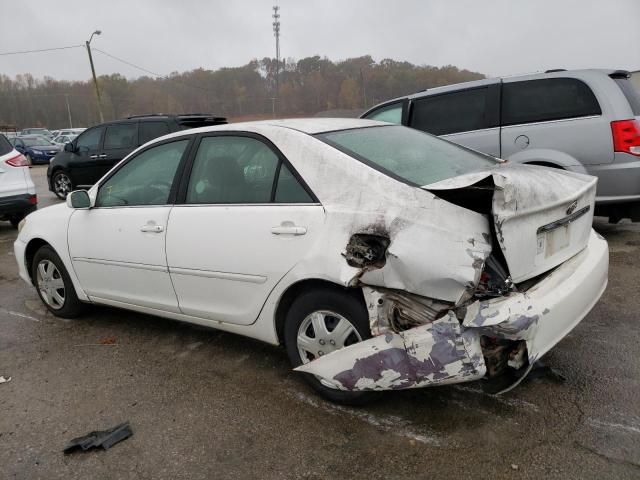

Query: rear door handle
271;223;307;236
89;155;98;159
140;225;164;233
98;154;107;158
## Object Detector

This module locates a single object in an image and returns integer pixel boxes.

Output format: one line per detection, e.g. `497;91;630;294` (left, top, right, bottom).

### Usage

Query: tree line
0;55;483;129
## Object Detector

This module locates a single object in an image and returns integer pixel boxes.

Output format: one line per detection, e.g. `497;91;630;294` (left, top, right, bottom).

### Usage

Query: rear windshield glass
317;125;497;186
614;78;640;115
22;137;54;146
0;134;12;156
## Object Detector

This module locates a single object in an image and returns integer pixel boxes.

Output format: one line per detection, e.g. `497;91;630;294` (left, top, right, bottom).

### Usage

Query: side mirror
66;190;92;209
64;142;75;152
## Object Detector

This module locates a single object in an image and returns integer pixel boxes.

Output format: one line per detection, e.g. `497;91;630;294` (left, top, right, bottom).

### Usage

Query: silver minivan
362;69;640;222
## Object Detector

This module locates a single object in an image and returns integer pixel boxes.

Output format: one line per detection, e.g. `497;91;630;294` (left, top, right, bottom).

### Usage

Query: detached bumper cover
296;230;608;391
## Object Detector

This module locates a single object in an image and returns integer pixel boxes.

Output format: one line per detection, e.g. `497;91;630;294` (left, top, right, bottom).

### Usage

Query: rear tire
284;287;375;405
32;245;84;318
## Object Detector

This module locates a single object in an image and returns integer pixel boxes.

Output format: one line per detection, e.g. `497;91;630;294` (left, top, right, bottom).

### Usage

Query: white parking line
0;308;40;322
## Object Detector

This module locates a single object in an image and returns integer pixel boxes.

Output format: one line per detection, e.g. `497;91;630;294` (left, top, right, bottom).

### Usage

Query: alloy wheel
53;173;72;198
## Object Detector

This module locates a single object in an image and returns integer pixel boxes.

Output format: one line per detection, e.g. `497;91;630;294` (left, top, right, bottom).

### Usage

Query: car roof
400;68;628;101
198;118;385;135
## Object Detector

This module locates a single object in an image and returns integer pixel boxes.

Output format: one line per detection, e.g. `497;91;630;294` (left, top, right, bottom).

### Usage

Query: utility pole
86;30;104;123
64;94;73;128
272;5;280;117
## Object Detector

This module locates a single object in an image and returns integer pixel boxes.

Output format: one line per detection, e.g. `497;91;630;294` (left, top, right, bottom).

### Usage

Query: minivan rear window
614;78;640;115
502;78;601;126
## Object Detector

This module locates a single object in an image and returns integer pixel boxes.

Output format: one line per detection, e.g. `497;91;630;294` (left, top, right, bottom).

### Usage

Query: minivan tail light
611;119;640;156
5;153;30;167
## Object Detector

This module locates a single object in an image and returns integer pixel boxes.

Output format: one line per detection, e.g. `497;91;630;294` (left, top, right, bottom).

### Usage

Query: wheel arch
24;238;51;284
523;161;565;169
274;278;367;345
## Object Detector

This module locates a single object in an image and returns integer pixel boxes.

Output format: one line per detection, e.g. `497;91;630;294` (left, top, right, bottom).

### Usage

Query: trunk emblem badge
566;200;578;215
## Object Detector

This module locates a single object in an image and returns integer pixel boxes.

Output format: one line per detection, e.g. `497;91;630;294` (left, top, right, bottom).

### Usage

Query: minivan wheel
32;245;84;318
52;171;73;199
284;288;375;405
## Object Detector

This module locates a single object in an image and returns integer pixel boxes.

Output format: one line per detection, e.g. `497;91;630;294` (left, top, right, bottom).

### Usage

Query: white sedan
14;119;608;402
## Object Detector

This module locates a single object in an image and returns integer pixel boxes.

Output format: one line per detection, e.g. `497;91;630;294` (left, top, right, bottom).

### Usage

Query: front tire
284;288;374;405
32;245;84;318
52;171;73;199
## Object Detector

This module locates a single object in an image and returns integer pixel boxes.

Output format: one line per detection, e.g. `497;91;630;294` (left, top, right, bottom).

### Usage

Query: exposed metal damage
296;163;607;394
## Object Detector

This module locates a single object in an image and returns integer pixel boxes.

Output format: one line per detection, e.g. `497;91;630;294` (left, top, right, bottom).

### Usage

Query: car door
408;85;501;157
68;137;192;312
68;125;105;187
166;133;325;325
100;122;138;176
499;77;611;165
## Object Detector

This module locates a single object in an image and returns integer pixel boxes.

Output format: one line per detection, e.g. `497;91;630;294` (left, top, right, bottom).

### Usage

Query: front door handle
89;154;98;159
140;225;164;233
98;154;107;158
271;222;307;236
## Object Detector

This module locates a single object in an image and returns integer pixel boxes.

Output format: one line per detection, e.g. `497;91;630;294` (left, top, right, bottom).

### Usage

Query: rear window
614;78;640;115
0;134;12;156
317;125;497;187
411;87;495;135
502;78;601;126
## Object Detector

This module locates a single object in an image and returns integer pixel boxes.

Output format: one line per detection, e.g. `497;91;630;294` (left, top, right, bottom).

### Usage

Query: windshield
23;137;54;146
317;125;498;186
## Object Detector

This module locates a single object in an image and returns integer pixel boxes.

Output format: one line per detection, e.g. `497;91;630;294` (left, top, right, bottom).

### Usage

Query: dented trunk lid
424;163;596;283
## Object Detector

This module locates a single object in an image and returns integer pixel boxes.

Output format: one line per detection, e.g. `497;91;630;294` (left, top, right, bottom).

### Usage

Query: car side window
186;136;280;204
96;139;188;207
501;78;602;126
410;88;494;135
364;103;403;124
76;127;104;152
104;123;137;150
275;163;314;203
139;122;170;145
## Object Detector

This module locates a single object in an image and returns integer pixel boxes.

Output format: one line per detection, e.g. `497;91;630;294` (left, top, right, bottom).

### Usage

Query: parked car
15;119;608;403
47;114;227;199
53;134;78;146
10;135;61;165
53;128;85;139
362;69;640;223
0;134;37;228
20;128;52;138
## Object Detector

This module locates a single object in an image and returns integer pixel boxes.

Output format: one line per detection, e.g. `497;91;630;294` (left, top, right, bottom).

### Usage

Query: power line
92;47;211;93
0;45;83;56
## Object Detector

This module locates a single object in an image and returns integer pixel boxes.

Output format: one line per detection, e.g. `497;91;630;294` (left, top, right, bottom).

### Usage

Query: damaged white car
14;119;608;403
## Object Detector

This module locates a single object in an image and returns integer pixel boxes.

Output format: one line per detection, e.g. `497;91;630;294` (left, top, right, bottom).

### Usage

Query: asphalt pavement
0;166;638;479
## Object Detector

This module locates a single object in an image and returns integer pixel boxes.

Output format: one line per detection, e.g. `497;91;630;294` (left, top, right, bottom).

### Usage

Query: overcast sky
1;0;639;82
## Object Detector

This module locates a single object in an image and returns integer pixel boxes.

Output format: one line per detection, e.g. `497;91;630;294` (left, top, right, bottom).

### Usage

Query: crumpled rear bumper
296;230;608;391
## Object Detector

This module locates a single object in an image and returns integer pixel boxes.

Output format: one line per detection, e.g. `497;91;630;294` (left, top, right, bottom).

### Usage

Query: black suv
47;114;227;199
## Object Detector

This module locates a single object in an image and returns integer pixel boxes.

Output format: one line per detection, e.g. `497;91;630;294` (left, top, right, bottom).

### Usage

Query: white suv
0;134;37;227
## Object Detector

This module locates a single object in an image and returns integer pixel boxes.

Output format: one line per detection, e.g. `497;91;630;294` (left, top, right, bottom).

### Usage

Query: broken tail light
611;119;640;156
